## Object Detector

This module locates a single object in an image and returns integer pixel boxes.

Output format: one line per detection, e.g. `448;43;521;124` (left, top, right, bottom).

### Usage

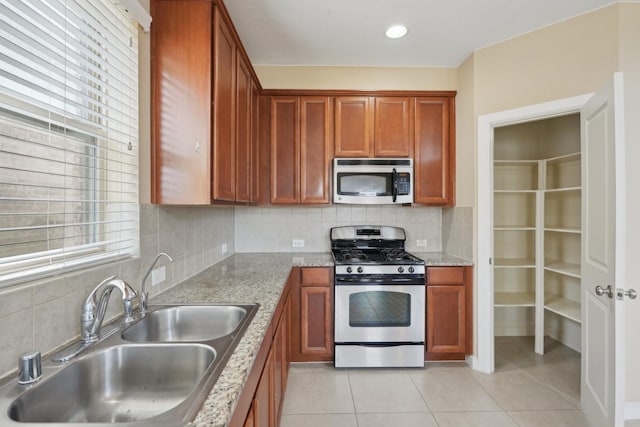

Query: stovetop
332;248;424;265
330;226;425;275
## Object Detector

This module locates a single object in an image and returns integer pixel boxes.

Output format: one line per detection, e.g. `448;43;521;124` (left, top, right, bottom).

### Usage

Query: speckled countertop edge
150;252;472;426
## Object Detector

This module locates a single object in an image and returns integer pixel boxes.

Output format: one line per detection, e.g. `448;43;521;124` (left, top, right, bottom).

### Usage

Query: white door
581;73;626;427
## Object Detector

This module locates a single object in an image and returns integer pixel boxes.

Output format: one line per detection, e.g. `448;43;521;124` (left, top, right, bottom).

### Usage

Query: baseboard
625;401;640;420
465;354;478;370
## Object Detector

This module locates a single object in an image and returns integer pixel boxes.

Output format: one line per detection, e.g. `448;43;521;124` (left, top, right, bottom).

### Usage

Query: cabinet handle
595;285;614;299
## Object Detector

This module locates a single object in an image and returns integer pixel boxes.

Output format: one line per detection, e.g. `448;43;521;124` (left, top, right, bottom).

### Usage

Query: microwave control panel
397;173;411;195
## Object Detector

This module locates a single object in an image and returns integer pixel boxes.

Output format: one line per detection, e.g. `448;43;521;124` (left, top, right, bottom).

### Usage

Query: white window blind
0;0;140;287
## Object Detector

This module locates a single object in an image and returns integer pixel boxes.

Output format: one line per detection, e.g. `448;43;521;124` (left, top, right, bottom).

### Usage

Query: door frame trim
476;93;592;374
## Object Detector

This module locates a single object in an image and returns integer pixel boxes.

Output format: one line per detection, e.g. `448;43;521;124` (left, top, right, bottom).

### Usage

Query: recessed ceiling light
385;25;408;39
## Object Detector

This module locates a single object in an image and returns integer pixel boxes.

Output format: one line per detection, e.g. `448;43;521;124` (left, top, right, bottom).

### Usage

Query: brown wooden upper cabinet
151;1;259;205
270;96;332;205
414;96;455;206
334;96;412;158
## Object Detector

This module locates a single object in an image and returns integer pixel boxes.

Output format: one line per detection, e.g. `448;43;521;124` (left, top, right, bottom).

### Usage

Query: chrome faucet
139;252;173;314
81;276;138;344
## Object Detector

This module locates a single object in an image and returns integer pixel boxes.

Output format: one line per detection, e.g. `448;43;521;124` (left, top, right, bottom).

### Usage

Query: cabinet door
151;1;212;204
243;404;255;427
300;97;332;204
290;268;334;362
426;266;472;360
212;8;236;202
270;97;299;204
374;97;412;157
235;56;252;202
253;346;274;427
414;97;455;205
250;80;260;203
426;285;466;357
334;96;371;157
300;286;333;357
273;299;288;423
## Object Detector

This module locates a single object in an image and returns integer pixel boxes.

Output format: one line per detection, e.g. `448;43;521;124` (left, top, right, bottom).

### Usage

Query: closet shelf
544;226;581;234
544;294;581;323
545;186;581;193
494;258;536;268
495;226;536;231
544;260;581;278
495;292;536;307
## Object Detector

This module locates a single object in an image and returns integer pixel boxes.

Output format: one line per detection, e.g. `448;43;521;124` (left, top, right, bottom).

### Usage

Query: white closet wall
493;114;581;354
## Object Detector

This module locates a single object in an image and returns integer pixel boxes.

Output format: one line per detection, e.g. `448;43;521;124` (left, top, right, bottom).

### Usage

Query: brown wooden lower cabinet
425;266;473;361
252;345;274;427
230;282;291;427
242;405;254;427
290;267;334;362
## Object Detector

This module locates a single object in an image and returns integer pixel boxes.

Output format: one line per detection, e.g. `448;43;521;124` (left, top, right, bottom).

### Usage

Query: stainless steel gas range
331;225;425;368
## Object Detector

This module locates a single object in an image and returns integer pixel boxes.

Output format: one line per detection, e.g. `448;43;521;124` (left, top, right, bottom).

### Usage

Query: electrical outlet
292;239;304;248
151;265;166;286
221;243;228;254
417;239;428;247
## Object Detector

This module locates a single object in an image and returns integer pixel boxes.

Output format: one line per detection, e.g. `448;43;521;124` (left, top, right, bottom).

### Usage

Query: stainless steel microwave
333;158;413;204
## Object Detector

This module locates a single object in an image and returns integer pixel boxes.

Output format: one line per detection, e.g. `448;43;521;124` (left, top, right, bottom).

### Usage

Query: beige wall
255;66;457;91
473;5;619;115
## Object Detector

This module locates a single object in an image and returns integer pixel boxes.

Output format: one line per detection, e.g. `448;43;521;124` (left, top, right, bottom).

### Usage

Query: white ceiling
224;0;621;67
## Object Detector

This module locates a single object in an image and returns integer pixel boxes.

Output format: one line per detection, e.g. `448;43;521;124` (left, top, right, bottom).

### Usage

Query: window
0;0;140;286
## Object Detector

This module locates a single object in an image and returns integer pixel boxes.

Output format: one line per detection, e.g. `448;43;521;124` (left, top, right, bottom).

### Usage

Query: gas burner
380;249;421;263
336;249;369;262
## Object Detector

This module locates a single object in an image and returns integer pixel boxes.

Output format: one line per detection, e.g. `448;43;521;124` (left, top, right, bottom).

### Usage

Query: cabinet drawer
300;267;332;286
427;267;465;285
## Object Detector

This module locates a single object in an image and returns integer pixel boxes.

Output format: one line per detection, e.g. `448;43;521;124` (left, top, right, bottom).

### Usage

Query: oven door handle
392;168;398;203
344;343;423;347
335;276;425;285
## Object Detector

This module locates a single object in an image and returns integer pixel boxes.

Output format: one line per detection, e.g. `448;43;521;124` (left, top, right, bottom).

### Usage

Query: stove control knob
408;266;415;273
346;267;353;273
357;267;364;273
398;266;404;273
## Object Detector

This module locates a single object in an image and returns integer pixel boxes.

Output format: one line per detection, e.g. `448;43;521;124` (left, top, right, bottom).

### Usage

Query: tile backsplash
0;205;234;379
442;206;474;260
0;203;472;380
235;205;443;253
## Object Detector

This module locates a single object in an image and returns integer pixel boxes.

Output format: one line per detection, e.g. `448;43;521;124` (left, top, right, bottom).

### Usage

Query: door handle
595;285;614;298
616;288;637;300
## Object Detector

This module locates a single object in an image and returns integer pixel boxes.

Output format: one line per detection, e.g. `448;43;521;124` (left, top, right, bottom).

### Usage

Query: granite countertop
151;252;471;426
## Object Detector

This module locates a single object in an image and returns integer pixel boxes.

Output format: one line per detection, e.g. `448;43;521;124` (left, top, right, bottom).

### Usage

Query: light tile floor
280;336;601;427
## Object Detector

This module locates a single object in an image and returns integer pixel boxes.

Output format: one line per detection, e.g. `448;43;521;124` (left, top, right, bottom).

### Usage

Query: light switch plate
292;239;304;248
417;239;428;247
221;243;228;254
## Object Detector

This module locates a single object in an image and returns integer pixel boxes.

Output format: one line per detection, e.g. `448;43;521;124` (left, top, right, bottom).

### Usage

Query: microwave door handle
392;168;398;203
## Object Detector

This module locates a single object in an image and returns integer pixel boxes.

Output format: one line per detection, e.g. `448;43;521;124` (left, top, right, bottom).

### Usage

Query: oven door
334;284;425;343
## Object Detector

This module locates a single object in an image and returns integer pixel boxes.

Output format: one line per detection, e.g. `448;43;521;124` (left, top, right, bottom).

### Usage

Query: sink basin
8;344;215;424
122;304;256;343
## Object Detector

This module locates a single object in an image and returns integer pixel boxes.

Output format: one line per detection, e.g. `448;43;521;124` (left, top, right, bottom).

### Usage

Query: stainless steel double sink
0;303;259;426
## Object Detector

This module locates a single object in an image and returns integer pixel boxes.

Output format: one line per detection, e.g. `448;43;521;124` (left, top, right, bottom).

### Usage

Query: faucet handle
18;350;42;384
